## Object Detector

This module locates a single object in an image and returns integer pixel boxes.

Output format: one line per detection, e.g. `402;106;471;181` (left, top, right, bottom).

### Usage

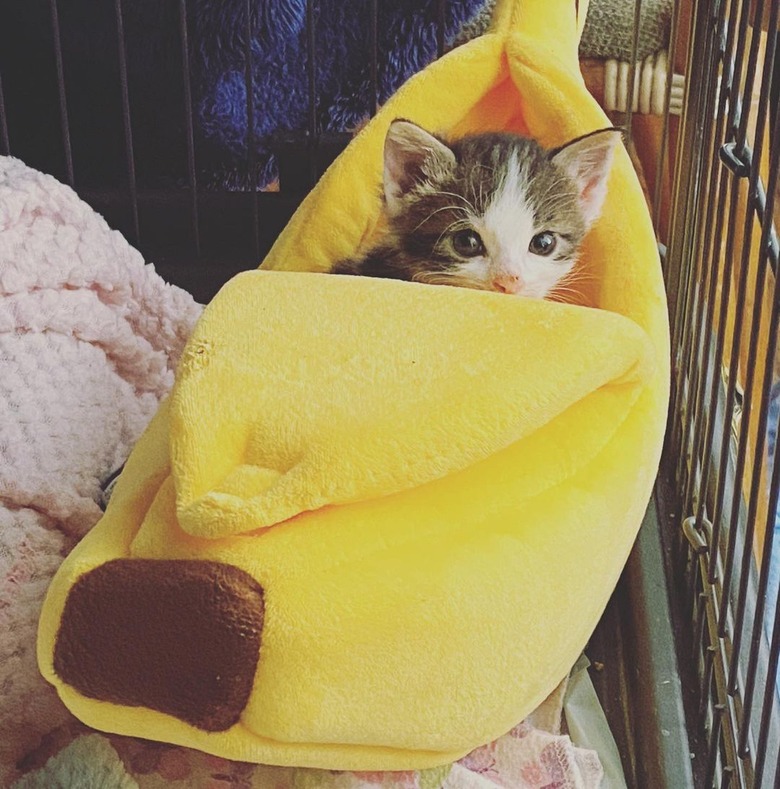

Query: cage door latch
682;515;709;554
718;142;751;179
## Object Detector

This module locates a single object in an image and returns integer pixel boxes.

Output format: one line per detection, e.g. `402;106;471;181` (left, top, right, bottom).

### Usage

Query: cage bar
437;0;447;58
623;0;643;147
754;565;780;786
666;0;780;782
652;6;680;240
243;0;259;255
48;0;74;186
369;0;379;115
306;0;318;185
113;0;140;244
0;72;9;156
178;0;200;257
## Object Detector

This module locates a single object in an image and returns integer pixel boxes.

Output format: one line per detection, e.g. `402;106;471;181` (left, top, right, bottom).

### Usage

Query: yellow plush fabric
38;0;669;772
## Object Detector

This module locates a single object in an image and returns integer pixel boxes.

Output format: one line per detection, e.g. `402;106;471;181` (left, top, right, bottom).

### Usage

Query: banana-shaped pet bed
38;0;668;771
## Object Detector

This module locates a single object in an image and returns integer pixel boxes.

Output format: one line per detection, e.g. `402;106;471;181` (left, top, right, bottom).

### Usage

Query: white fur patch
473;153;572;298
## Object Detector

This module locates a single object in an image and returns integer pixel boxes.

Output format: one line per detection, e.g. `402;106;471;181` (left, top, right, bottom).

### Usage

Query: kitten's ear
550;128;622;227
383;119;456;214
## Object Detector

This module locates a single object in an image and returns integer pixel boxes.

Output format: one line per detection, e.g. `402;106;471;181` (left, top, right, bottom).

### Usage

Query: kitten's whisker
412;204;469;232
412;271;492;291
431;190;478;215
548;277;584;292
533;194;574;212
555;272;596;289
547;282;589;305
555;264;592;280
548;294;584;306
469;162;497;211
470;179;479;213
555;272;591;284
549;286;581;296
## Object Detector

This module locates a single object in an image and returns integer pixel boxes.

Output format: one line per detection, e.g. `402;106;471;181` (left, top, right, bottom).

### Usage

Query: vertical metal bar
244;0;259;255
753;563;780;787
666;0;713;359
624;0;643;148
652;2;680;240
49;0;74;186
693;585;708;662
369;0;379;115
689;557;704;656
179;0;200;257
698;642;716;728
705;704;726;788
436;0;446;58
306;0;318;185
114;0;140;244
670;0;728;395
733;0;766;151
0;72;9;155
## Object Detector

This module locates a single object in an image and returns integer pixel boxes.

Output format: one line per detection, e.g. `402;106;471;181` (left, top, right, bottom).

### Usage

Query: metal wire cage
664;0;780;786
2;0;780;787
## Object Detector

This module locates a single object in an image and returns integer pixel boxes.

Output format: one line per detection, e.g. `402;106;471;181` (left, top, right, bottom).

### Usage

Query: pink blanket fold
0;156;603;789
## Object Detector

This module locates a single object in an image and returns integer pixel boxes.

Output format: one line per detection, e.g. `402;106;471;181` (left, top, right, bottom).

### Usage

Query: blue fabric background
193;0;487;188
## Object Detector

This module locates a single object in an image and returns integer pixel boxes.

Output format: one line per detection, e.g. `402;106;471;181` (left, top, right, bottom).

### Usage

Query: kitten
332;120;621;298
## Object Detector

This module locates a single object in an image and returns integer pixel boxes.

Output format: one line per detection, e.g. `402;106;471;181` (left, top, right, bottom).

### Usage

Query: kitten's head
380;120;621;297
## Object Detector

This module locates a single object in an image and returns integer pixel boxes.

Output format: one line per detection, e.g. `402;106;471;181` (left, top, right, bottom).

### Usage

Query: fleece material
197;0;491;189
38;0;669;771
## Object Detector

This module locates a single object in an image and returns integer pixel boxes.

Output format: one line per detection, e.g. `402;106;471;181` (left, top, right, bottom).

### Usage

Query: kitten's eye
451;229;486;258
529;231;557;256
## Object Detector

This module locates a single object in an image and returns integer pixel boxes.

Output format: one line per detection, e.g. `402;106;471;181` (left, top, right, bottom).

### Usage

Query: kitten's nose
492;271;523;294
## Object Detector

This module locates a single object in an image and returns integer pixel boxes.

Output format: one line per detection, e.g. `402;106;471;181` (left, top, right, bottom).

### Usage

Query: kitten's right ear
383;120;456;214
550;128;622;228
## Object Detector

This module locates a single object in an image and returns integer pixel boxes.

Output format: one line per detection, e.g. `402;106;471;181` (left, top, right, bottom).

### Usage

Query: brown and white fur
333;120;621;299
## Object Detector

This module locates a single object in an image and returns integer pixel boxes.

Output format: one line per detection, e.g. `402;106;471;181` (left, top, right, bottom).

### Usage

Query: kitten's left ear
550;128;622;228
383;119;456;215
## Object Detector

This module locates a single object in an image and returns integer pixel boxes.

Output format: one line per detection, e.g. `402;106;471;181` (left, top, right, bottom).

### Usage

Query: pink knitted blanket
0;157;604;789
0;156;202;781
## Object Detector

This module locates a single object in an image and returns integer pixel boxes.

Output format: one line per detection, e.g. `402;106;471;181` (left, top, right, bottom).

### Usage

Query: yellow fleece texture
38;0;669;771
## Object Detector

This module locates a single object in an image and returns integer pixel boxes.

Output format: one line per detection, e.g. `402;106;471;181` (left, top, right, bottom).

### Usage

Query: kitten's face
381;122;620;298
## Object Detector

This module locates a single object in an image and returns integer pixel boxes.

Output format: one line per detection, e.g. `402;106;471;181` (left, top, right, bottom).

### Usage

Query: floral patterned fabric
14;716;603;789
14;678;603;789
